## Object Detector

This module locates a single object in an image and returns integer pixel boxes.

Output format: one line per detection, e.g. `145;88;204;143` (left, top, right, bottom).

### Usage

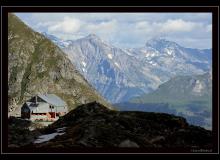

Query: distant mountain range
43;32;212;103
116;72;212;129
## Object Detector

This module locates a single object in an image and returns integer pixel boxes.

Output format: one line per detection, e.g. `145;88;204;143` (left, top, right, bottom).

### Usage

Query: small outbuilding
21;94;68;121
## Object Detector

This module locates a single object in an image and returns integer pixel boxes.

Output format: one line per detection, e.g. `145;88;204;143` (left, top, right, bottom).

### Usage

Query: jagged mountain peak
45;31;211;103
72;33;111;48
82;34;114;48
146;37;180;49
80;34;106;44
86;33;100;39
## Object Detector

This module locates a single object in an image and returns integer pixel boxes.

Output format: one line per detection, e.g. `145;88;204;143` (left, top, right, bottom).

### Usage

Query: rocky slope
8;14;112;116
61;34;146;103
131;71;212;104
10;102;212;150
44;33;212;103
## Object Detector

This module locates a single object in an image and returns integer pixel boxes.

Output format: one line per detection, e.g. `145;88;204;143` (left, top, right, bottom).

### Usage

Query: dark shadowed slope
19;102;213;150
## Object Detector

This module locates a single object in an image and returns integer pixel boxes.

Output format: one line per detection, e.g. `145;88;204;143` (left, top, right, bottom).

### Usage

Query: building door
49;112;56;118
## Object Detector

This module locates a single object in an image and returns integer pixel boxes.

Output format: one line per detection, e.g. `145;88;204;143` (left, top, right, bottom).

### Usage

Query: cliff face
8;13;112;116
46;32;211;103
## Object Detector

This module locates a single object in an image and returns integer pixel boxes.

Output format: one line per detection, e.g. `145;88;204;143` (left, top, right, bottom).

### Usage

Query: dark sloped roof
38;94;67;107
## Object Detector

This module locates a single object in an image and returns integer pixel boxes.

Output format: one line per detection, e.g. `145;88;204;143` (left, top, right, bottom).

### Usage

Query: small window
49;105;54;109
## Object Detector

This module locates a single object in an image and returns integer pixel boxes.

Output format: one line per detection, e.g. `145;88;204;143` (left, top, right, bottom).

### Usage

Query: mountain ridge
115;72;212;129
44;33;212;103
8;14;113;116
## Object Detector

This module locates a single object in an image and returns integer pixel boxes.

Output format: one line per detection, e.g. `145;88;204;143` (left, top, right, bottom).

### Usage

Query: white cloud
15;13;212;49
135;21;152;33
135;19;202;34
159;19;198;32
48;17;81;34
85;19;117;34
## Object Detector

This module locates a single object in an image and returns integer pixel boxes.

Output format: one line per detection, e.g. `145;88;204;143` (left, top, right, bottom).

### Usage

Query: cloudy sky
15;13;212;49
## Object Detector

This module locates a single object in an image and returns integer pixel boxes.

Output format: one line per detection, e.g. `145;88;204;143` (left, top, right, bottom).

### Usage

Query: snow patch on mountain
192;80;204;94
114;62;120;68
45;33;212;103
82;61;87;67
165;48;174;56
107;54;113;59
123;49;133;56
82;68;87;73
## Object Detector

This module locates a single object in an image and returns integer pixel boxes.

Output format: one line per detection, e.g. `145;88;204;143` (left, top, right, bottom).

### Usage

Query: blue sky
15;13;212;49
